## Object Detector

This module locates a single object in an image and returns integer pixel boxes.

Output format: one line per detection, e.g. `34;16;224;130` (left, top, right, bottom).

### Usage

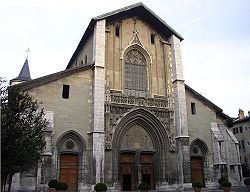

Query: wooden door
60;154;78;192
191;158;204;185
140;153;155;189
120;153;136;191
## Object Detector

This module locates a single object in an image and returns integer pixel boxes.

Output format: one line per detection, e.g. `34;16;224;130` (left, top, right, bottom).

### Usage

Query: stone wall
186;91;216;151
73;33;94;67
27;69;93;188
228;119;250;177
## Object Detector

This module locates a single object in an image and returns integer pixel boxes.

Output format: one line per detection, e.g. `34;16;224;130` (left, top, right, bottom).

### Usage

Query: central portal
119;125;155;191
141;153;155;189
120;153;136;191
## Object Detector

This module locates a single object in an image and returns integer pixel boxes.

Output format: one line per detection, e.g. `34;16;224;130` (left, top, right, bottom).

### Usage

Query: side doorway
190;139;208;187
191;157;204;186
60;154;78;192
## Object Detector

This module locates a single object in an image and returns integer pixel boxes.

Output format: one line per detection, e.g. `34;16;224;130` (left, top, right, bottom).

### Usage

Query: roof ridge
14;63;94;91
93;2;144;20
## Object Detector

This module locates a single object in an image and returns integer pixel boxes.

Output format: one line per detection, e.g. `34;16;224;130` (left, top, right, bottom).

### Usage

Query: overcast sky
1;0;250;117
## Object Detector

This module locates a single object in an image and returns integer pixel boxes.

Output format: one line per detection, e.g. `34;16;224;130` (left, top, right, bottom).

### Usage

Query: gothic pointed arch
121;32;152;96
113;108;169;150
190;138;208;157
55;130;87;189
56;130;86;154
111;108;170;185
190;138;209;186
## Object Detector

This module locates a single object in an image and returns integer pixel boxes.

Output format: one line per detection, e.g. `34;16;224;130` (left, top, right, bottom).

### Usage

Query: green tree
1;78;48;192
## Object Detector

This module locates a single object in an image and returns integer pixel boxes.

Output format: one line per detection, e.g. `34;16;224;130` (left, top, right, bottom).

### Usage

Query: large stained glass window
124;49;147;96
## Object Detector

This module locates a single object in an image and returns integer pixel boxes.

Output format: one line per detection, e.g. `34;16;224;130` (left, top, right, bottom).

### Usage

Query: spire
10;58;32;85
16;58;31;81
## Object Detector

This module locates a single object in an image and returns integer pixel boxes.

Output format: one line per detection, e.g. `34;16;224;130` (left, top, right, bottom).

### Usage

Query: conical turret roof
13;58;31;81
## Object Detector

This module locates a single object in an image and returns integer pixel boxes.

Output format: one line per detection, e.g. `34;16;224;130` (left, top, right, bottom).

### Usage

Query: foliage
192;181;203;188
244;178;250;185
218;177;228;185
55;182;68;190
94;183;107;191
221;180;231;187
48;179;59;188
1;79;48;191
138;182;151;190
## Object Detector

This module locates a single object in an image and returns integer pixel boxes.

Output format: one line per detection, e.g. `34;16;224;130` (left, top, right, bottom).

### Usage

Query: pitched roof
185;84;233;123
66;2;183;69
13;63;94;91
12;58;31;81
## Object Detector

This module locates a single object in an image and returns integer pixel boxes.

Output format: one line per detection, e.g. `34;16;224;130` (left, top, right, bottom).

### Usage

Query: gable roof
66;2;183;69
185;84;233;124
12;58;31;81
12;63;94;91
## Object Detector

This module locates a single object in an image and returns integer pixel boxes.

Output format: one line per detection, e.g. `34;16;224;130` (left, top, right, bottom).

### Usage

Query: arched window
124;49;147;96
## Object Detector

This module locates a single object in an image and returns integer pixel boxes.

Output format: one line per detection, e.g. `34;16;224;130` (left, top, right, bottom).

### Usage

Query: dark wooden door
60;154;78;192
120;153;136;191
140;153;155;189
191;158;204;185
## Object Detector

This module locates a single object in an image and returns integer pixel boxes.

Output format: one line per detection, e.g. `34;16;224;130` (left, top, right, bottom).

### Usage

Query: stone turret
10;58;31;85
238;108;245;119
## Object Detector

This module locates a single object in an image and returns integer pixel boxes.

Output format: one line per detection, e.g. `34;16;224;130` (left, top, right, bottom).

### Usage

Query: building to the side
229;109;250;177
9;3;247;192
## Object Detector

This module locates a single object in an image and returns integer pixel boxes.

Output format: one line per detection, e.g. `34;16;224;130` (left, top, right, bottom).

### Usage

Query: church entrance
60;154;78;192
120;153;136;191
120;152;155;191
141;153;155;189
191;157;204;186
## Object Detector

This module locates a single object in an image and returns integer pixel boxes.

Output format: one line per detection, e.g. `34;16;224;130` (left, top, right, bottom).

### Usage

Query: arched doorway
190;138;208;187
57;131;86;192
112;108;169;191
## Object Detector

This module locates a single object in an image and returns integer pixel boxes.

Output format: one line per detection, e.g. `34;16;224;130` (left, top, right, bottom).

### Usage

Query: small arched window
124;49;147;96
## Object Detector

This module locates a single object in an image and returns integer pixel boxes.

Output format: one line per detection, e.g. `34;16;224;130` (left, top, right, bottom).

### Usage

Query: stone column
36;160;42;185
92;19;106;184
11;173;20;191
169;35;191;183
137;165;142;184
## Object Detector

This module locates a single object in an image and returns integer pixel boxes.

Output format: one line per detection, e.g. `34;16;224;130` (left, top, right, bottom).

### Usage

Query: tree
1;78;48;192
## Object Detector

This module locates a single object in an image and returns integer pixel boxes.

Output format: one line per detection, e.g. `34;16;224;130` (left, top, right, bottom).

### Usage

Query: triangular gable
185;84;232;124
66;3;183;69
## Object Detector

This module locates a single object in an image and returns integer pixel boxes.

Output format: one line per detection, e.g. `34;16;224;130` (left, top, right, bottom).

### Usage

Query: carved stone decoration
104;83;176;150
105;131;113;150
169;133;176;152
130;30;143;47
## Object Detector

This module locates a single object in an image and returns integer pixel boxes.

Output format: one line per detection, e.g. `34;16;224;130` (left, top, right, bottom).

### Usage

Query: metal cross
26;48;30;58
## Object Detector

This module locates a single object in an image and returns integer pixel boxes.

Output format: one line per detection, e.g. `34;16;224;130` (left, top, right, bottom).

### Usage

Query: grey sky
1;0;250;117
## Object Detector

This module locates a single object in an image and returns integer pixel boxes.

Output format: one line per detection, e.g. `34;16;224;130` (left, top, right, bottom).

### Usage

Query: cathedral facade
11;3;245;192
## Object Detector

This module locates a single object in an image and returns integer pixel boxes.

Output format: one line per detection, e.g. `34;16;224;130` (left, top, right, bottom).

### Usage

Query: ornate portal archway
56;131;86;192
190;138;208;187
111;108;169;190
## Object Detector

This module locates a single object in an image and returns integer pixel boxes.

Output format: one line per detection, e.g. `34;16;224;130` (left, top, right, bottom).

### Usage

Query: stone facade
9;3;245;192
228;109;250;177
186;87;245;189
